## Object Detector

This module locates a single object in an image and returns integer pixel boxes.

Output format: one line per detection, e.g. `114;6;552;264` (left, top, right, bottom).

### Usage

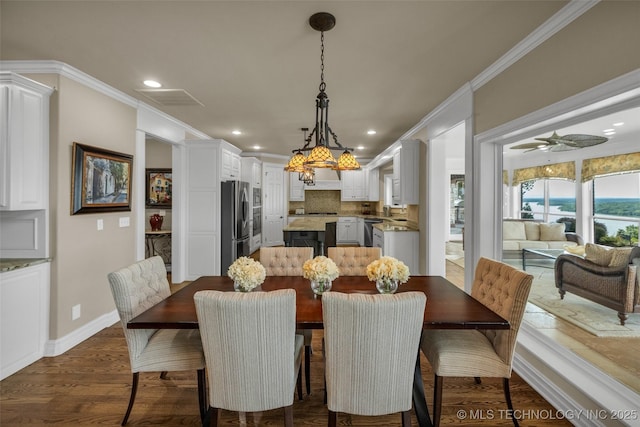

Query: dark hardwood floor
1;319;570;426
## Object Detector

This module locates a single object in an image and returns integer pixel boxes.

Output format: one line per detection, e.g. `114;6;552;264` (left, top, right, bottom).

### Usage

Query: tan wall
475;1;640;134
30;74;137;340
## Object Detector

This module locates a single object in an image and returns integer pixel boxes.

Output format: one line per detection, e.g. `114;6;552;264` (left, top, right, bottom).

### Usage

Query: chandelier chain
319;31;325;92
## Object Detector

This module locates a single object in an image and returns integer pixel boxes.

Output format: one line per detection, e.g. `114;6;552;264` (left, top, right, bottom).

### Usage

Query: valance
512;161;575;185
581;152;640;182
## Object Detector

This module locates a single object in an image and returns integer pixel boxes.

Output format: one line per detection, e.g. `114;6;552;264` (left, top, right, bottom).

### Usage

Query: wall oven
253;207;262;236
253;187;261;207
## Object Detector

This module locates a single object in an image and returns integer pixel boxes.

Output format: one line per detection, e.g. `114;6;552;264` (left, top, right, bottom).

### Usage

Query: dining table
128;275;509;427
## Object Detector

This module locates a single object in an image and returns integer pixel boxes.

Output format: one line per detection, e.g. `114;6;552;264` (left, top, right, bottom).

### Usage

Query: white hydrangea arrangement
302;256;339;282
227;256;266;291
366;256;410;284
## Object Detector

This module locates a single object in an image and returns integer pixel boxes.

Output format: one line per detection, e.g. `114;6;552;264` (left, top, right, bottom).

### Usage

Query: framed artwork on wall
145;168;172;208
71;142;133;215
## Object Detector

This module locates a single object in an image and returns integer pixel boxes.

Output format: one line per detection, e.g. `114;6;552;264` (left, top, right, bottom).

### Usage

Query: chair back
260;247;313;276
194;289;298;412
328;247;381;276
107;256;170;368
322;291;426;416
471;257;533;368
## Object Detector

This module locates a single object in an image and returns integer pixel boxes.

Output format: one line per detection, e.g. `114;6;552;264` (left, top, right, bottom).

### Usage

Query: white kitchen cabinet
367;167;380;201
392;140;420;205
357;217;365;246
373;227;419;274
221;148;241;180
0;72;53;211
289;173;305;201
337;217;358;243
1;262;50;380
341;170;367;201
241;157;262;188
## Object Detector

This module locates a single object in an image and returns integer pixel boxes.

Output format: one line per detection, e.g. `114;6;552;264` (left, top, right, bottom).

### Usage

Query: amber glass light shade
334;150;361;170
304;145;337;168
284;151;306;172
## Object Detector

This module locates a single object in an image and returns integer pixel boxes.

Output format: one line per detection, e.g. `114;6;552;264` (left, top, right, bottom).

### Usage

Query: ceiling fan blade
534;131;562;144
559;134;608;147
510;142;549;150
549;143;579;152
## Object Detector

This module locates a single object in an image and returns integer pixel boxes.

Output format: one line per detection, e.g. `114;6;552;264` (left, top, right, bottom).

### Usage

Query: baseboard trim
44;310;120;357
514;323;640;427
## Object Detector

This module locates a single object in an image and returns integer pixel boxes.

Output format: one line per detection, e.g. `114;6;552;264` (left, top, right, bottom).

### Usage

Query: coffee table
522;248;565;271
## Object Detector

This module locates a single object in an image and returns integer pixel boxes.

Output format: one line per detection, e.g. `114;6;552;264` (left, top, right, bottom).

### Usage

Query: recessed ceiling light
357;145;365;150
252;145;260;150
603;128;615;133
367;130;376;135
604;131;616;135
232;130;242;135
613;122;624;127
143;80;162;88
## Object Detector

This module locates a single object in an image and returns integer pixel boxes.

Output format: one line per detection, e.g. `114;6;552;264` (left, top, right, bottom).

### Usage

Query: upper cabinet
341;167;380;201
289;172;305;201
241;157;262;188
392;140;420;205
221;148;241;180
0;72;53;211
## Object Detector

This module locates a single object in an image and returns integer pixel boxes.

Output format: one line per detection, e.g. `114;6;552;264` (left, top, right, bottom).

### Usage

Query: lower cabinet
372;228;419;274
1;262;50;380
337;217;358;244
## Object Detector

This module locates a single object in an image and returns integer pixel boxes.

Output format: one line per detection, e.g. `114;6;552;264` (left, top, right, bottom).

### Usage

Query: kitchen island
283;217;337;257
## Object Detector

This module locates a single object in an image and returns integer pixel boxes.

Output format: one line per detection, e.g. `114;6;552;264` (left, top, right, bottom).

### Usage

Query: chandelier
285;12;361;174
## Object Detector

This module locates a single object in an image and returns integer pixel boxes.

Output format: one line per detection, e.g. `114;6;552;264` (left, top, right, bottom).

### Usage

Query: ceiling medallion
284;12;360;174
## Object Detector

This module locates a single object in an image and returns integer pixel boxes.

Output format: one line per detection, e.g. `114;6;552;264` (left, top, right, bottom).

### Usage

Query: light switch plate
119;217;130;227
97;219;104;230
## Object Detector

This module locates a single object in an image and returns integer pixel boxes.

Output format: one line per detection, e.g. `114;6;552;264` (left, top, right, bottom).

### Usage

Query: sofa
503;219;583;257
555;245;640;325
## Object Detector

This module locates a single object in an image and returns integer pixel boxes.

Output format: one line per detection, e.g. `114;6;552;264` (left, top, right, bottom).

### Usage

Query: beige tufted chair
107;256;206;425
194;289;303;427
260;246;314;396
327;247;381;276
322;291;426;426
420;257;533;427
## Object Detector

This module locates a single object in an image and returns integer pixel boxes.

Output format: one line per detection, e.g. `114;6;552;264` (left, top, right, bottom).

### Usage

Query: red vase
149;214;163;231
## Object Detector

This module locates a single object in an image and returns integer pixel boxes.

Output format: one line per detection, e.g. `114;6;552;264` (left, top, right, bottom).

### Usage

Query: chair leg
328;410;338;427
503;378;520;427
197;368;207;422
204;407;219;427
297;366;303;400
160;371;168;379
401;410;412;426
305;344;311;395
474;376;482;384
618;312;627;326
284;405;294;427
121;372;139;426
433;374;443;427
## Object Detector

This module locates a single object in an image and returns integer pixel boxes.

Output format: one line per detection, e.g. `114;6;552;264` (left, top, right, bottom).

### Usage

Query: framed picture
145;168;172;208
71;142;133;215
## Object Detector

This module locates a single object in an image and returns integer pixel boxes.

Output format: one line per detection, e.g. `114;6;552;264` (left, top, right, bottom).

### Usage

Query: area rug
523;265;640;337
445;241;465;268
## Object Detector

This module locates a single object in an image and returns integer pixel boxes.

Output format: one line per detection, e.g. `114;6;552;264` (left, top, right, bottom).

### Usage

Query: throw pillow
609;247;634;268
540;223;566;241
564;244;585;256
524;222;540;241
585;243;613;266
503;221;526;240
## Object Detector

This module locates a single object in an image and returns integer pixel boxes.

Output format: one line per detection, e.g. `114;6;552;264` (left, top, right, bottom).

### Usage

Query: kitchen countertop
285;214;418;232
283;218;336;232
0;258;51;272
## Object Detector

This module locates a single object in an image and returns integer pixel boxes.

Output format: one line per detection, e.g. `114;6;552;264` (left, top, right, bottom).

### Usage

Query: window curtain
581;152;640;182
503;170;508;185
512;161;575;185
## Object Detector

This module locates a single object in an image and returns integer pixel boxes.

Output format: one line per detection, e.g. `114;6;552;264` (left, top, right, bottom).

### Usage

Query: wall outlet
119;217;130;227
97;219;104;231
72;304;81;320
159;210;166;216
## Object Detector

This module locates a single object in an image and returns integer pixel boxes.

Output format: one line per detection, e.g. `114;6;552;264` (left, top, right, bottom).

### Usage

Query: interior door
262;163;286;246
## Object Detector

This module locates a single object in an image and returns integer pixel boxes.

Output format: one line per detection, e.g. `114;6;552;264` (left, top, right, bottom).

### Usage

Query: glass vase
310;279;332;296
376;278;399;294
233;282;253;292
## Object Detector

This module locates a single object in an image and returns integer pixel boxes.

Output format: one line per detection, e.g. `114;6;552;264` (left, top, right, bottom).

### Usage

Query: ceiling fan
510;132;608;152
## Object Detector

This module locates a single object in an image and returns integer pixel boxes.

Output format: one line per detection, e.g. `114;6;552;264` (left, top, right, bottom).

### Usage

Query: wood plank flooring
1;266;571;426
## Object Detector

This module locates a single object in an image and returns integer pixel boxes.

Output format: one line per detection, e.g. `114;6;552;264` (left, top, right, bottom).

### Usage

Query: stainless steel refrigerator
221;180;250;275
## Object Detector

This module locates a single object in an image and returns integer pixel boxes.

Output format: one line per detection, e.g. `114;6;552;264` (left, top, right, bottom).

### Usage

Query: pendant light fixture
285;12;360;174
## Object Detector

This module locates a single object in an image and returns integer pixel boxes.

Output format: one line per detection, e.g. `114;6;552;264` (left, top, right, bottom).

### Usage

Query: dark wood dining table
128;275;509;427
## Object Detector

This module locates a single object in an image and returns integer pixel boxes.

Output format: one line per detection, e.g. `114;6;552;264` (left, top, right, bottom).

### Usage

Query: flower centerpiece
302;255;339;295
227;256;266;292
366;256;410;294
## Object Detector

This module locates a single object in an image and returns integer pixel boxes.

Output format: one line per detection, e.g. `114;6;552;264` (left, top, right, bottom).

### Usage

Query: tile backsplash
303;190;341;213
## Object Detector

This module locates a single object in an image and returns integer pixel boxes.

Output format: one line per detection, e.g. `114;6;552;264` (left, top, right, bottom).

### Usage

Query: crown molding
471;0;599;90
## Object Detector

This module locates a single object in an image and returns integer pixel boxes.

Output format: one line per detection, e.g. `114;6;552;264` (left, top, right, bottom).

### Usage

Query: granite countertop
283;218;337;232
0;258;51;272
373;222;418;232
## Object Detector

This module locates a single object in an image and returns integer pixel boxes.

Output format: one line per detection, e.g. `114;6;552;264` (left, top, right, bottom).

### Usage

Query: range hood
304;168;341;190
315;168;340;180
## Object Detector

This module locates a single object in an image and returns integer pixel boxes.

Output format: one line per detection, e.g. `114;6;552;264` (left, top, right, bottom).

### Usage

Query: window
520;179;576;227
592;172;640;246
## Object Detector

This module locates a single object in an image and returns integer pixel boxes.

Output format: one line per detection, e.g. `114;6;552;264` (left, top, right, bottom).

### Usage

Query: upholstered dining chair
322;291;426;427
420;257;533;427
194;289;303;427
107;256;206;426
260;246;314;396
327;246;381;276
